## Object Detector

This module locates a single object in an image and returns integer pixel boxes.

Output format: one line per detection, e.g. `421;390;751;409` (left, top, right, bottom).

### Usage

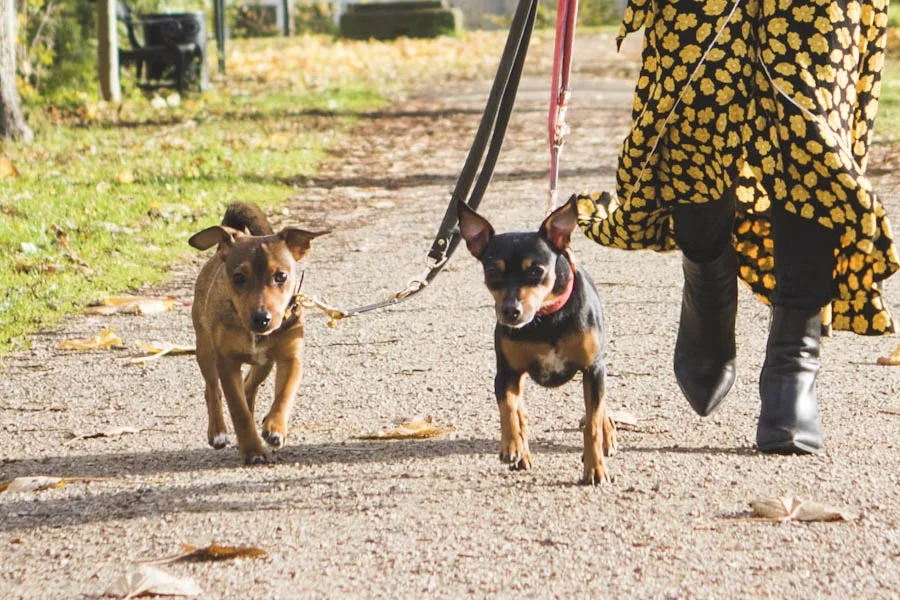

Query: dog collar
536;257;575;317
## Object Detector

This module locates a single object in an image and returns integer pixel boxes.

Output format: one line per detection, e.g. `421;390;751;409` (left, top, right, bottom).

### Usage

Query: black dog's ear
189;225;243;251
279;228;329;261
539;196;578;252
457;200;494;258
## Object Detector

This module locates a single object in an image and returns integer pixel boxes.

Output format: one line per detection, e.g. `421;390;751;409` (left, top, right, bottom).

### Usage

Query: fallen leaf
66;426;144;444
127;342;196;365
876;344;900;365
879;409;900;417
114;169;135;184
180;543;267;561
58;328;123;351
749;495;857;522
87;295;185;316
0;476;118;494
105;565;201;598
0;156;19;178
356;416;454;440
607;410;638;430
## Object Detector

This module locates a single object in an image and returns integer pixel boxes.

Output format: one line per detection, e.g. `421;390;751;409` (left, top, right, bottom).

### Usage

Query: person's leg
757;206;836;454
672;193;738;416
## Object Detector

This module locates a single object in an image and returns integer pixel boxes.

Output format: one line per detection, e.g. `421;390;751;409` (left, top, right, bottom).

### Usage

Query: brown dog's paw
262;428;285;448
208;433;230;450
580;459;610;486
261;416;286;448
241;446;271;465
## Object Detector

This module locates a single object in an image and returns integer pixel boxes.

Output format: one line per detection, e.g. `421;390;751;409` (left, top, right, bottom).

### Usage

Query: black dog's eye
274;271;288;285
526;266;545;282
231;273;247;286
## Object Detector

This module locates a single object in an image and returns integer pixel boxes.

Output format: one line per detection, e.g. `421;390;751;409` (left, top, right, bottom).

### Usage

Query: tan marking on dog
495;259;505;273
521;258;532;271
498;373;531;470
499;330;600;375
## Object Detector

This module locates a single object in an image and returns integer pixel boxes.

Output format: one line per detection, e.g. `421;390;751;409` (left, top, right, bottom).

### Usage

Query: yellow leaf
356;416;454;440
0;156;19;178
876;343;900;366
114;169;135;184
58;328;123;351
128;342;196;364
180;543;267;561
749;495;857;522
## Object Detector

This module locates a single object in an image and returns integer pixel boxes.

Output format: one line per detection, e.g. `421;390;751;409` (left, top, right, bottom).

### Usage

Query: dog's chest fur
499;328;600;387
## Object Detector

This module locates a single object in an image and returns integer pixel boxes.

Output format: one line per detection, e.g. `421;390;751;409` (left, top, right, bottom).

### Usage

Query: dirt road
2;32;900;598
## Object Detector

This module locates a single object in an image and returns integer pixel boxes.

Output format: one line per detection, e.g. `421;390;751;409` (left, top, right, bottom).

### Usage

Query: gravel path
2;32;900;599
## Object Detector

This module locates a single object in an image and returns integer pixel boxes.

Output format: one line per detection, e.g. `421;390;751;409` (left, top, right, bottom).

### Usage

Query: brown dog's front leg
262;355;302;448
197;348;229;449
496;371;531;470
244;361;274;415
219;359;268;464
581;364;611;485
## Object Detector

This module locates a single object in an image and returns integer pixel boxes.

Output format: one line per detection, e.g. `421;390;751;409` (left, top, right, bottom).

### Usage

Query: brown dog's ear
189;225;243;250
539;196;578;252
279;228;329;260
457;200;494;258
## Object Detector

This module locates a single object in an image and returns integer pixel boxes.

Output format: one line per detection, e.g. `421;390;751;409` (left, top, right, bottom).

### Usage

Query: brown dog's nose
250;309;272;332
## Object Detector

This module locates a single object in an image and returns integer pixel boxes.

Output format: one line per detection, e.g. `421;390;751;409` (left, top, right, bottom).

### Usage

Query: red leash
548;0;579;212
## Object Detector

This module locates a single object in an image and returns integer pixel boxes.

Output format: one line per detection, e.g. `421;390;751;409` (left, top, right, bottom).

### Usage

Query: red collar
536;258;575;317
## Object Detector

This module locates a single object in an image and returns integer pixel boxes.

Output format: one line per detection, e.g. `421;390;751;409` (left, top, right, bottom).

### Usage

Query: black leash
299;0;539;324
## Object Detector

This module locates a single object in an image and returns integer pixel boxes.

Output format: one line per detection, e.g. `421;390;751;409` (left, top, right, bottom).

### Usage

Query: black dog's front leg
495;367;530;470
581;363;615;485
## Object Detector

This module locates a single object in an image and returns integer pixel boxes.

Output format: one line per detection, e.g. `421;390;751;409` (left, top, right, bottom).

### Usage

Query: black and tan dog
189;202;327;464
458;197;617;484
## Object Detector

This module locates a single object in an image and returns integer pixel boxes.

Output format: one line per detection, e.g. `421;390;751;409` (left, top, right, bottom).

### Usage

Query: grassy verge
0;33;511;355
881;28;900;143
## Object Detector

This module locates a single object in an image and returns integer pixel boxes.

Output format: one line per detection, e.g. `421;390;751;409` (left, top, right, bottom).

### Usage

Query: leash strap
548;0;579;212
299;0;539;325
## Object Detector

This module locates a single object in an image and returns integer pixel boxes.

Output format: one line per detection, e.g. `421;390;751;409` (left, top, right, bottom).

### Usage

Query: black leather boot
757;306;823;454
673;248;738;416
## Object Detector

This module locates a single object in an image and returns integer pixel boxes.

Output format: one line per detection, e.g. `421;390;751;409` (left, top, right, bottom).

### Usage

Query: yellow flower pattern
578;0;898;335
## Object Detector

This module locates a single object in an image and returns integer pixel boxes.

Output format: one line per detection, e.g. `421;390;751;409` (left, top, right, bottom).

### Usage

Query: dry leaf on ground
876;344;900;366
105;565;201;598
58;328;123;351
749;495;857;522
0;156;19;178
142;543;267;565
607;410;638;430
356;416;454;440
0;476;118;494
127;342;196;365
87;295;186;316
66;426;144;444
114;169;135;184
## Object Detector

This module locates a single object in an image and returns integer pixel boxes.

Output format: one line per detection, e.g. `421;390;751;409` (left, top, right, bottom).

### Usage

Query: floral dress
575;0;899;334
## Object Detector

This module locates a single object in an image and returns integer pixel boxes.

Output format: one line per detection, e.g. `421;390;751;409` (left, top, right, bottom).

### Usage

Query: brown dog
189;202;327;464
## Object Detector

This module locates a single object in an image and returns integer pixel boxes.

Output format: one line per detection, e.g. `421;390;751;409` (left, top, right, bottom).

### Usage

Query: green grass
0;82;383;354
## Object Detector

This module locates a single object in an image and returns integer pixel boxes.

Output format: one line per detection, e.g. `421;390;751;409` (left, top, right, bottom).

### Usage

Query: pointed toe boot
673;248;738;416
757;306;824;454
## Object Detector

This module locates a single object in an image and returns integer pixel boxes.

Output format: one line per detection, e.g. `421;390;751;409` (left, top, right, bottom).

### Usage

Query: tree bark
0;0;32;142
97;0;121;102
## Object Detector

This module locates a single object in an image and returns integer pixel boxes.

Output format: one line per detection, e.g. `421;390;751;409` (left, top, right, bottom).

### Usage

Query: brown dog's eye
274;271;288;285
231;273;246;286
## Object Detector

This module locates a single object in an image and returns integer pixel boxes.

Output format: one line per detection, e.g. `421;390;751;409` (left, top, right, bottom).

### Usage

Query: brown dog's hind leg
581;365;610;485
219;359;268;464
197;349;229;449
262;356;302;448
496;371;531;470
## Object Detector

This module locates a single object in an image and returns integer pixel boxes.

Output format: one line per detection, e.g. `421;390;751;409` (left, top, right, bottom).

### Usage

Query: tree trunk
0;0;33;143
97;0;121;102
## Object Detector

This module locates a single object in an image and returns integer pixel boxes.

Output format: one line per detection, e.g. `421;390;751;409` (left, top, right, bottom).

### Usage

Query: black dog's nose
502;305;522;322
250;310;272;332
